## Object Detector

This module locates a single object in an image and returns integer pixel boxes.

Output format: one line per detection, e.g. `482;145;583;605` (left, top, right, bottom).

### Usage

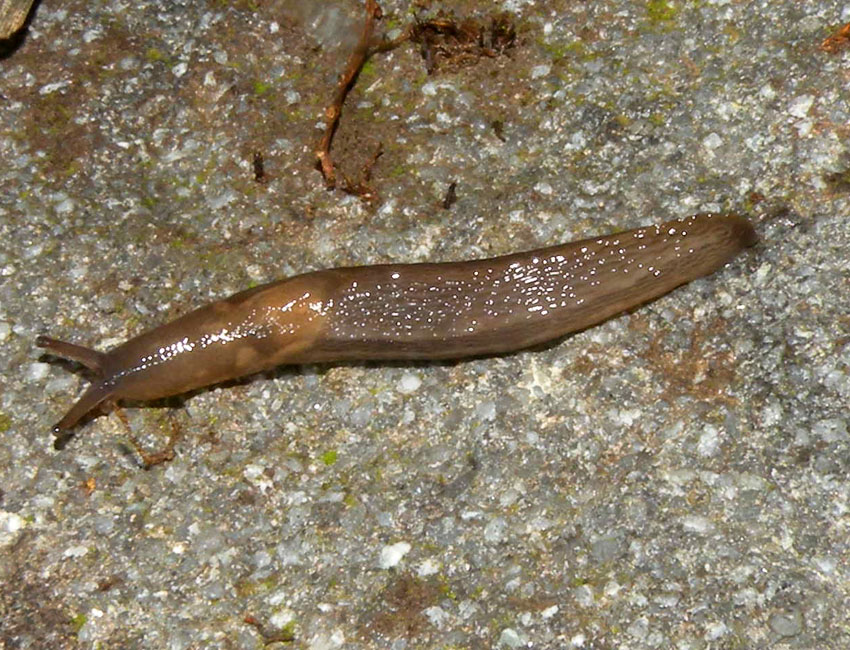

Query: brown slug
38;213;756;448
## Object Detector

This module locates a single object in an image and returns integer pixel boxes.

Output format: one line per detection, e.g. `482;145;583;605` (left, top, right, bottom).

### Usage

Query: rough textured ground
1;0;849;648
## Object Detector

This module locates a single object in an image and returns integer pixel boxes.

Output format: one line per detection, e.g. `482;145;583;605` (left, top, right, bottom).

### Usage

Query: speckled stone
2;0;850;648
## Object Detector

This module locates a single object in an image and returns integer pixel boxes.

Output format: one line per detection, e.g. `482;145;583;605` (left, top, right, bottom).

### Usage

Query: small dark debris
442;181;457;209
97;575;124;592
410;11;517;74
253;151;267;183
824;168;850;193
747;191;766;205
491;119;506;142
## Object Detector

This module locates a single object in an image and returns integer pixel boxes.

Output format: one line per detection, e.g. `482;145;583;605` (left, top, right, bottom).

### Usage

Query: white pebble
788;94;814;118
63;544;89;558
28;362;50;381
627;616;649;639
531;64;551;79
55;198;75;214
703;132;722;150
417;558;440;576
681;515;715;534
0;511;26;549
397;372;421;394
498;628;524;648
705;621;728;640
40;81;69;95
423;606;449;627
697;425;720;456
378;541;411;569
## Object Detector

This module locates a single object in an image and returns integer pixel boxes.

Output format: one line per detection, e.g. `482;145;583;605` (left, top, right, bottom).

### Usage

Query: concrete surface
1;0;849;648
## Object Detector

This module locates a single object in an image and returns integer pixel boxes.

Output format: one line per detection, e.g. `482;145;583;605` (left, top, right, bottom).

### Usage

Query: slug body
38;213;756;444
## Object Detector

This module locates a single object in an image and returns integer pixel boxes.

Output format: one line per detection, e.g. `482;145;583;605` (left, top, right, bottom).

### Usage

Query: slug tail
726;213;758;249
36;335;106;374
50;381;116;450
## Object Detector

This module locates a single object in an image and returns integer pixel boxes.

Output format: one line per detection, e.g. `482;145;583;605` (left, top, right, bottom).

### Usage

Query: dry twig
315;0;383;191
314;2;516;200
116;408;181;469
821;22;850;53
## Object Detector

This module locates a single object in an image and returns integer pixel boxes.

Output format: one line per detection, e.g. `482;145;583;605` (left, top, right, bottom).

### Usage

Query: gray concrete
1;0;848;648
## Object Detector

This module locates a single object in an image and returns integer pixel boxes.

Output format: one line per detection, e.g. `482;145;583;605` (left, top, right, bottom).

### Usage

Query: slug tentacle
36;335;106;374
50;381;117;449
38;213;756;447
36;336;116;448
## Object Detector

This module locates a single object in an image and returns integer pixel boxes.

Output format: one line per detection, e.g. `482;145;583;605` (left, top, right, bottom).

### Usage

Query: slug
38;213;756;448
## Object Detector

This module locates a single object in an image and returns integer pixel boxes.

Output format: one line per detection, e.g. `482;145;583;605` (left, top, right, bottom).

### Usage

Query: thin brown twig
821;22;850;53
314;3;516;200
369;22;414;54
315;0;383;190
116;408;180;469
340;141;383;201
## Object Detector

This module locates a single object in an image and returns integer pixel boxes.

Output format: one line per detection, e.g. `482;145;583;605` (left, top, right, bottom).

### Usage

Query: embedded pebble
788;94;814;118
769;610;802;637
681;516;715;534
0;511;25;548
28;363;49;381
378;542;411;569
498;628;525;648
397;372;421;394
531;64;551;79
